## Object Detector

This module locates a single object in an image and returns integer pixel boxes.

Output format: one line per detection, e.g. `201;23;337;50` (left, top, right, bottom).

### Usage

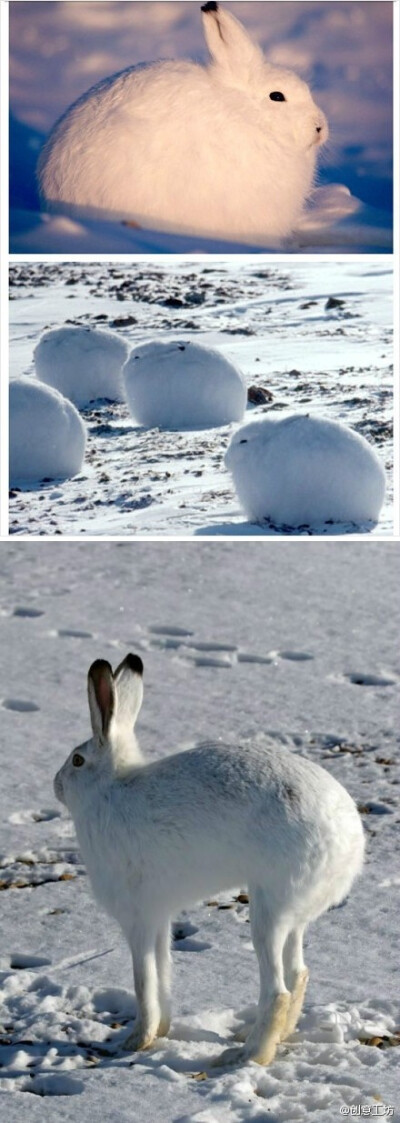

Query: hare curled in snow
54;655;364;1067
38;4;328;243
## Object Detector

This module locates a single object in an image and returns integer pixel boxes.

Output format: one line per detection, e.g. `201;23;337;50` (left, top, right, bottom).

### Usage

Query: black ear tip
89;658;113;678
201;2;218;13
125;653;144;677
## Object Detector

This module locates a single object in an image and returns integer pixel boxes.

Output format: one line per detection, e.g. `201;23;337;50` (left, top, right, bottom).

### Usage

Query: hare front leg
124;929;161;1053
156;922;172;1038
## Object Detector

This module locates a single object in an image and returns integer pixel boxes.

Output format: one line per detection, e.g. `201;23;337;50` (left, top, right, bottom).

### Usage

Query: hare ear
201;4;263;81
88;659;115;741
113;653;144;731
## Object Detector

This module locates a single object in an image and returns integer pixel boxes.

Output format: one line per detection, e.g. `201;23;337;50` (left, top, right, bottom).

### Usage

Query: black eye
269;91;286;102
73;753;85;767
239;439;248;444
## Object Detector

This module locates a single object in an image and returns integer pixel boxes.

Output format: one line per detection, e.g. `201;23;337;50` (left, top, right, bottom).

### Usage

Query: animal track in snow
12;606;45;618
21;1074;84;1096
148;625;194;637
193;656;234;669
278;650;314;662
344;672;398;687
10;952;52;969
57;628;94;639
9;808;62;824
173;920;212;952
1;698;40;712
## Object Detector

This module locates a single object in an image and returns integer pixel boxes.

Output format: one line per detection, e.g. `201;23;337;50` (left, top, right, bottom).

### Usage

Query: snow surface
34;326;129;408
225;414;386;529
9;259;393;537
9;1;393;253
123;340;246;430
9;379;87;486
0;541;399;1121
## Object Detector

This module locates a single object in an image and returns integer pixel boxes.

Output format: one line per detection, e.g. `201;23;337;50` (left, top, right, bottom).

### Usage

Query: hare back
38;62;315;238
75;741;364;926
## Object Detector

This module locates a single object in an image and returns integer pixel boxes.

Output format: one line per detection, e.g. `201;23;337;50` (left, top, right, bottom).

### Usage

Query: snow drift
34;325;129;408
9;377;86;485
225;414;386;527
123;339;247;430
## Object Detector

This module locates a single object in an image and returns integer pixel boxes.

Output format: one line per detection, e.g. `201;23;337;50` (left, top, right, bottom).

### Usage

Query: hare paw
123;1024;157;1053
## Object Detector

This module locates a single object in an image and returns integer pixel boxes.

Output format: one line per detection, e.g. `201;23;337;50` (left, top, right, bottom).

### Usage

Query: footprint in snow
278;650;314;662
12;606;45;618
1;698;40;712
57;628;94;639
193;656;233;669
22;1074;84;1096
345;672;398;687
148;625;194;637
173;921;211;953
9;808;61;824
10;952;52;969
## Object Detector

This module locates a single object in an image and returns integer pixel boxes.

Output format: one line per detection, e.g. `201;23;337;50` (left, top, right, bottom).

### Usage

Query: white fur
34;326;129;408
38;5;328;242
123;340;246;429
54;654;364;1065
225;414;386;527
10;377;86;485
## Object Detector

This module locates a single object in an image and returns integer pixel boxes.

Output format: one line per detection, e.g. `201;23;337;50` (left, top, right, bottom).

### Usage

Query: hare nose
316;126;322;134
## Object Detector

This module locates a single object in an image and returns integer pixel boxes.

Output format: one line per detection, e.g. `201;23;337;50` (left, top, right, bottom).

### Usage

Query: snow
0;541;399;1120
225;414;386;529
9;259;393;537
123;341;246;430
34;326;129;408
9;379;86;486
9;1;393;253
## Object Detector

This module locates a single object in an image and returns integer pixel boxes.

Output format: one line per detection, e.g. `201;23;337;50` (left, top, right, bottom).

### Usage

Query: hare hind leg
282;926;308;1040
243;889;291;1065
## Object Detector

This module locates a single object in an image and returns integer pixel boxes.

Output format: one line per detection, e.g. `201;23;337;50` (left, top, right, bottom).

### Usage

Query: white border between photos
1;0;399;544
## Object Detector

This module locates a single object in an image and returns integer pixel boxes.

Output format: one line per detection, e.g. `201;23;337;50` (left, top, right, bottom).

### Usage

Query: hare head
201;3;328;152
54;654;143;811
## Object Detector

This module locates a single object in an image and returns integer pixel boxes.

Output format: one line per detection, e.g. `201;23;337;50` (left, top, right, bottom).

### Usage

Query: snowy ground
9;1;393;253
9;258;393;537
0;540;399;1121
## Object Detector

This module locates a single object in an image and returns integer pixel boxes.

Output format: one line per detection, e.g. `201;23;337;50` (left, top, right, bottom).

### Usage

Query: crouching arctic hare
54;654;364;1066
38;3;328;243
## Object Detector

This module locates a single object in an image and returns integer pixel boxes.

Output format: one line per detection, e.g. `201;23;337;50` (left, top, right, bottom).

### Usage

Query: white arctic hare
38;3;328;243
54;655;364;1066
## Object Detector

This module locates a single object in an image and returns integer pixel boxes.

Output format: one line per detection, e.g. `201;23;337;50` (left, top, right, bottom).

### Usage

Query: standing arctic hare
38;3;328;242
54;654;364;1066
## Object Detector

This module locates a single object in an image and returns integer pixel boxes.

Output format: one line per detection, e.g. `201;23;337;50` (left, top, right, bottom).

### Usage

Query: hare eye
73;753;85;767
269;91;286;102
239;439;248;444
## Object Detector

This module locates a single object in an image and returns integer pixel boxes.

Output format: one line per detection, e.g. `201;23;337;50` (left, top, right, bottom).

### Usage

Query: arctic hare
38;3;328;242
54;654;364;1066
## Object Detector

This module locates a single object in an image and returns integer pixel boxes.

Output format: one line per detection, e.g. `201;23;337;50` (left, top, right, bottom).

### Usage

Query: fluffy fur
38;5;328;242
225;414;386;527
54;654;364;1066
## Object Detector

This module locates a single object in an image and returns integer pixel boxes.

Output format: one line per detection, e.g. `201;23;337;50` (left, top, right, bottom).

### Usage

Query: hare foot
283;968;309;1039
123;1023;157;1052
246;992;291;1065
157;1015;171;1038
